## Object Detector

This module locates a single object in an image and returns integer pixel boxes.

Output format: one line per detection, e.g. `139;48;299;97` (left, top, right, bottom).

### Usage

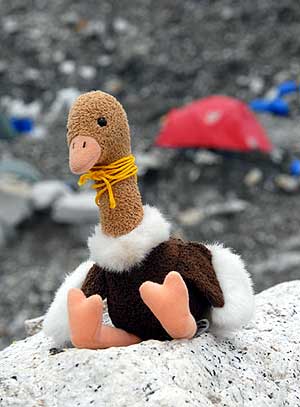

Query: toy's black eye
97;117;107;127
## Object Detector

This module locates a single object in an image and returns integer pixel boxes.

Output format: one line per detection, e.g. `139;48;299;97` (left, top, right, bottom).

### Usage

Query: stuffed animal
43;91;254;349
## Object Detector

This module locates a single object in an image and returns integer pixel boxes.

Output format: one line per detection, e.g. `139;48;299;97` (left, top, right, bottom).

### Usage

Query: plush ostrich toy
43;91;254;349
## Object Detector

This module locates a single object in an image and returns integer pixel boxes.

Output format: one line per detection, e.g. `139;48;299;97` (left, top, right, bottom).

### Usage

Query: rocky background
0;0;300;349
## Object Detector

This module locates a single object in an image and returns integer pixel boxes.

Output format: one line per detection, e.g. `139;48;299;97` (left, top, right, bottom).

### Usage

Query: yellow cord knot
78;154;138;209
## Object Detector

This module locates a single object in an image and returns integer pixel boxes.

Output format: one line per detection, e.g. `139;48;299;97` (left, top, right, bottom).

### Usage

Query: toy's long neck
97;176;144;237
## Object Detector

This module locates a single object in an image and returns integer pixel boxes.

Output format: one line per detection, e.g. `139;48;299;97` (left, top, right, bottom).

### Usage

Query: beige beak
69;135;102;174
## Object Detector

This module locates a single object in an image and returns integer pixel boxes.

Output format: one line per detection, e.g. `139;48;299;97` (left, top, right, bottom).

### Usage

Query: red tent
155;96;272;153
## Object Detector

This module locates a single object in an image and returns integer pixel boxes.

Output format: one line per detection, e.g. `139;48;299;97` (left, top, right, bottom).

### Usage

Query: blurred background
1;0;300;350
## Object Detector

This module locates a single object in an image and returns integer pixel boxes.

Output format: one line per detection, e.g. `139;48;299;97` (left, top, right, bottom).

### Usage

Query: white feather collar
88;205;171;272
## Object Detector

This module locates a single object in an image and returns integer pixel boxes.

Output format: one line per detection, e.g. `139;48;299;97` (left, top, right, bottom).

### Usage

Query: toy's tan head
67;91;131;174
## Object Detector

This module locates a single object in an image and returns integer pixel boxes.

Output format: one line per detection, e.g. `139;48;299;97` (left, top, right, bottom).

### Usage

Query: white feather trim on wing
206;244;255;336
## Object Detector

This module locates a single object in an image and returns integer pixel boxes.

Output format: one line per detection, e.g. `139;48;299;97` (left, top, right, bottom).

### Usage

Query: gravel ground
1;0;300;349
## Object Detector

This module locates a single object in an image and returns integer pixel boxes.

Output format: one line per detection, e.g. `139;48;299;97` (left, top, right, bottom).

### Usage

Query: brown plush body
82;237;224;340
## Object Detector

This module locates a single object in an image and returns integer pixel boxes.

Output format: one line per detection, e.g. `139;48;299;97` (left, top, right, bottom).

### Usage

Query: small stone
24;316;44;337
282;234;300;250
236;75;249;88
104;78;124;94
4;98;41;119
45;88;80;124
49;348;65;356
61;11;79;26
206;199;248;217
135;151;166;175
0;221;6;247
31;181;71;210
78;66;97;80
188;168;201;182
52;192;98;224
53;50;65;63
220;6;234;20
81;21;106;37
244;168;263;187
59;61;76;75
103;38;116;52
113;17;131;33
249;77;265;94
0;61;8;74
3;17;18;34
178;208;204;226
253;251;300;274
275;174;299;193
193;151;222;165
97;55;112;67
24;68;41;82
0;176;33;227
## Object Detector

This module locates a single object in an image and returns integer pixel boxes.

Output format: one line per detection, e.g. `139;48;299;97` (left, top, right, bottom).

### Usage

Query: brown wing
176;241;224;308
81;264;107;300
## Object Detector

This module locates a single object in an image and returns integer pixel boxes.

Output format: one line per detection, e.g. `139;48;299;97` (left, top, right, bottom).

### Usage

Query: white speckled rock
1;281;300;407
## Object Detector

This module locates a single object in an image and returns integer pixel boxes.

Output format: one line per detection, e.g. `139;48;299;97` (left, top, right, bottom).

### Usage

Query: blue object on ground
10;117;34;133
290;159;300;176
250;98;289;116
268;98;290;116
277;80;298;98
250;80;299;116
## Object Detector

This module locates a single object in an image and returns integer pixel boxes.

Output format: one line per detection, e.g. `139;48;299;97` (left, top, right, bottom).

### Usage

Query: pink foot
68;288;141;349
139;271;197;339
68;288;103;349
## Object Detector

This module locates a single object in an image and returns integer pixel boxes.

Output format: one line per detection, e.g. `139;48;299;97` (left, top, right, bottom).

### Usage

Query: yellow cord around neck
78;154;138;209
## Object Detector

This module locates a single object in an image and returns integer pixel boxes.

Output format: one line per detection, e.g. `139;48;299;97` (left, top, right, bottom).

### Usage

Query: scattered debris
0;176;33;227
0;221;5;247
135;150;167;176
244;168;263;187
178;199;248;226
282;234;300;250
192;150;222;165
0;113;16;140
78;65;97;80
275;174;300;193
49;348;65;356
31;180;72;210
104;78;124;94
205;199;249;217
249;76;265;95
0;159;41;184
177;208;205;226
253;251;300;274
52;192;98;224
188;167;201;182
80;20;106;38
2;98;41;120
97;55;112;67
113;17;134;34
45;88;80;124
59;60;76;75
